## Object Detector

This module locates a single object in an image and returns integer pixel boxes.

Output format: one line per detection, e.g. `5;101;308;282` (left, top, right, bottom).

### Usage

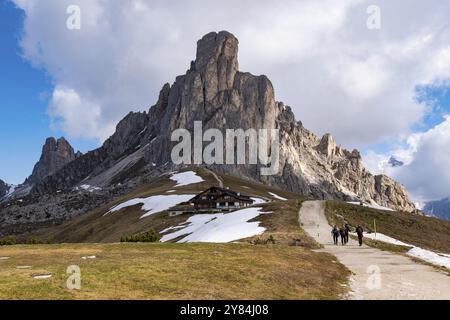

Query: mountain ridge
26;137;81;185
0;31;418;235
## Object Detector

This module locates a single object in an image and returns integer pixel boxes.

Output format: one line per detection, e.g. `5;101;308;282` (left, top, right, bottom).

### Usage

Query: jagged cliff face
274;118;416;211
139;32;278;166
139;31;415;211
9;31;415;220
26;137;79;185
0;179;9;198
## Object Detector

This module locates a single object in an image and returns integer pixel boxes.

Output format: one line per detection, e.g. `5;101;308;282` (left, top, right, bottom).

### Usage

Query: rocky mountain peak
194;31;239;81
20;31;417;215
26;137;78;185
318;133;337;157
189;31;240;106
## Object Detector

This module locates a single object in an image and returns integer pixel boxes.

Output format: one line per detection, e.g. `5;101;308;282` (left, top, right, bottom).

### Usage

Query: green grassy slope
326;201;450;254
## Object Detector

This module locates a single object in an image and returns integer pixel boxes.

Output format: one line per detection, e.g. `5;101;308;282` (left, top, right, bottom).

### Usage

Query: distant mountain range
0;31;418;237
423;198;450;221
382;156;450;221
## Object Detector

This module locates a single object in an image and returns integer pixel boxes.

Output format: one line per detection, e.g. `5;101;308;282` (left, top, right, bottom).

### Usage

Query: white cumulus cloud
11;0;450;146
10;0;450;201
395;116;450;202
364;116;450;202
48;86;113;139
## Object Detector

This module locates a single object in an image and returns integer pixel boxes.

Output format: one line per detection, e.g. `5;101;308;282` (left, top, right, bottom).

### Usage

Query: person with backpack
344;223;351;244
339;227;346;245
331;226;340;245
356;225;364;246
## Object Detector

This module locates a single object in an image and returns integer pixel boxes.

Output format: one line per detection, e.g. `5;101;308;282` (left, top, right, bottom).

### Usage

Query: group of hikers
331;224;364;246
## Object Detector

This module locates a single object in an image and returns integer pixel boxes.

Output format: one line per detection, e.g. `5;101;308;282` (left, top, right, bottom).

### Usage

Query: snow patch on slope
347;201;394;212
408;247;450;269
1;184;18;201
6;184;17;197
106;194;195;218
170;171;204;187
364;232;450;270
363;233;411;247
251;197;267;205
80;185;102;192
73;184;102;192
160;207;268;243
268;192;288;201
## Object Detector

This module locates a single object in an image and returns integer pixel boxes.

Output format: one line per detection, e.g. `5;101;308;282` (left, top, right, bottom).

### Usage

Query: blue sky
362;86;450;156
0;2;98;184
414;86;450;131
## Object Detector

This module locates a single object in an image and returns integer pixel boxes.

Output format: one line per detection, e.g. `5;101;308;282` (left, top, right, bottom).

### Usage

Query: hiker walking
339;227;346;245
356;225;364;246
344;223;351;244
331;226;339;245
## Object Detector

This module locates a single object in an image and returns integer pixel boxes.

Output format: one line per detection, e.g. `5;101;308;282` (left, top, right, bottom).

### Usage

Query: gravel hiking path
299;200;450;300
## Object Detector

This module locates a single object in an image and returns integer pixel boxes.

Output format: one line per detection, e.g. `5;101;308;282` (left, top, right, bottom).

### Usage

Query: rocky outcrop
0;179;9;198
32;112;149;194
317;134;337;158
136;31;415;211
271;109;416;211
26;137;79;185
373;175;416;212
4;31;416;229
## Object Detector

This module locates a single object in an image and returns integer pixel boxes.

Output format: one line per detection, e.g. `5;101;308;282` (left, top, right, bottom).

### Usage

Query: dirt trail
299;200;450;300
204;168;224;188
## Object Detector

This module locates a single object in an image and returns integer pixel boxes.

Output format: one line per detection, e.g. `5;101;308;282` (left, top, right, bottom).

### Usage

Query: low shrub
120;229;161;243
0;236;46;246
0;237;17;246
252;235;276;245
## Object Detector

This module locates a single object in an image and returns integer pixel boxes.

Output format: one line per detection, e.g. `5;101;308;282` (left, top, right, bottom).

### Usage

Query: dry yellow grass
0;170;352;300
248;200;320;249
0;242;349;300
